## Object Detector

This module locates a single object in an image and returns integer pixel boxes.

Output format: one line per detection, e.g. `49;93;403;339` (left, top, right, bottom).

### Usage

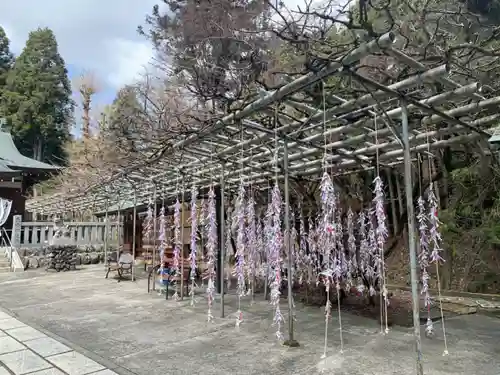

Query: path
0;310;122;375
0;266;499;375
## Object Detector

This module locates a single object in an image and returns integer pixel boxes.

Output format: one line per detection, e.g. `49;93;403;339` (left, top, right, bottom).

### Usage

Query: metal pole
132;188;137;281
283;141;299;347
219;165;225;318
180;177;185;300
152;184;158;290
104;198;109;266
401;101;424;375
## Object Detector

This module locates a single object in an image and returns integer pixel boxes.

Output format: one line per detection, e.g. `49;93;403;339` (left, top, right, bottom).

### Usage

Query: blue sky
0;0;158;137
0;0;310;137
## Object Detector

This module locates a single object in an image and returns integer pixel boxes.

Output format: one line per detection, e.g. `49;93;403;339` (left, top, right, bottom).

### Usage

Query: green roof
0;132;60;171
0;161;19;173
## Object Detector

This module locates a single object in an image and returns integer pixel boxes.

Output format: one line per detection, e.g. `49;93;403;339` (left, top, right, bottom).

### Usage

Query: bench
105;252;134;282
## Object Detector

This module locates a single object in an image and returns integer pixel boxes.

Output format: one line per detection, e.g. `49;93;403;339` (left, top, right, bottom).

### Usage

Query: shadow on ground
0;266;498;375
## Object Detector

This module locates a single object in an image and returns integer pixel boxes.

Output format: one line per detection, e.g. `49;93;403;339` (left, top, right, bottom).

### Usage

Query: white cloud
105;38;154;88
0;0;158;89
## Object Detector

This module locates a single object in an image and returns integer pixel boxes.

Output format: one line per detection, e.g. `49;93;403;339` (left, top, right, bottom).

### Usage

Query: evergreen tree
0;26;14;88
106;86;144;153
0;26;14;121
4;27;73;164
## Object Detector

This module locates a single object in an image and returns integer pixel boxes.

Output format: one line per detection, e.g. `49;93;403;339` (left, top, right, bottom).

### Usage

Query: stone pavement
0;310;117;375
0;266;499;375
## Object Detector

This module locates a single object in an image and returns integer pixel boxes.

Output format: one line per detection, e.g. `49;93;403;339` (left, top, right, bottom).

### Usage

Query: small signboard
12;214;22;247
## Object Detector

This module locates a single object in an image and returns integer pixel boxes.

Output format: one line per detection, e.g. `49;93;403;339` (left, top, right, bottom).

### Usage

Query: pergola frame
25;31;500;374
27;32;496;214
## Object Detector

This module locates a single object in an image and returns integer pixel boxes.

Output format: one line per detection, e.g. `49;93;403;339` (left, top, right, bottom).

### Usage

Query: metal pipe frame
401;101;424;375
26;34;496;215
27;32;398;213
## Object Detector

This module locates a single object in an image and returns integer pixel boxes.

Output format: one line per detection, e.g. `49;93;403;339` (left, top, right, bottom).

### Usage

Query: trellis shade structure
26;32;497;215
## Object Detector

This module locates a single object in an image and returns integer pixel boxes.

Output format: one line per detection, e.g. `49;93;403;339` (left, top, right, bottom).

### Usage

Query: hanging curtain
0;198;12;227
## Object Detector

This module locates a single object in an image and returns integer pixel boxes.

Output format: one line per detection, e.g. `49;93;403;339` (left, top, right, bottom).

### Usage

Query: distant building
0;125;59;230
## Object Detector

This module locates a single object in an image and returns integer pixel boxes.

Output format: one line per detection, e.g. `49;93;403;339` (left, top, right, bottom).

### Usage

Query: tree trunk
32;138;43;161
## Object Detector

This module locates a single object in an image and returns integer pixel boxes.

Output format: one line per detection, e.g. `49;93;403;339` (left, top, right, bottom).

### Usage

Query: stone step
0;267;11;273
0;258;10;267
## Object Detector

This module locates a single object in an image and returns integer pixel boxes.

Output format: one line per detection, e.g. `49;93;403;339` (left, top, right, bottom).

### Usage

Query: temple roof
0;132;60;171
0;161;18;173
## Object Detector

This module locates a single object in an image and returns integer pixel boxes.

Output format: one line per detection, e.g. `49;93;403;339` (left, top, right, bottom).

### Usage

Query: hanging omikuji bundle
366;210;378;296
333;200;345;353
189;184;199;306
288;209;298;280
373;176;389;333
428;185;444;264
319;172;336;272
319;172;335;358
346;208;357;290
268;183;284;340
334;205;345;284
199;198;207;265
263;203;273;286
225;207;233;290
255;216;265;280
205;187;218;322
246;194;257;298
417;196;432;335
143;199;154;244
428;182;449;355
308;216;318;284
234;183;246;326
173;198;182;300
288;209;298;322
357;211;368;294
158;206;167;264
297;205;308;285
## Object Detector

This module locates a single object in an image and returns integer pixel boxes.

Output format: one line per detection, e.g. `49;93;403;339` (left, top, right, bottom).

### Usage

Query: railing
1;227;23;271
14;221;122;249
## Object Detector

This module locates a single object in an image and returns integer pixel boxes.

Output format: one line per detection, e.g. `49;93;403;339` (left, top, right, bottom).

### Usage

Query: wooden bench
105;252;134;282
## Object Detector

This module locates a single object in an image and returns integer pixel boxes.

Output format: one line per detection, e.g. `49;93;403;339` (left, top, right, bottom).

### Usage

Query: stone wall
46;246;78;272
19;246;118;270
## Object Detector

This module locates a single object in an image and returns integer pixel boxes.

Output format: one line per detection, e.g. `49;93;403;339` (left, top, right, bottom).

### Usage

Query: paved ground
0;266;498;375
0;309;121;375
